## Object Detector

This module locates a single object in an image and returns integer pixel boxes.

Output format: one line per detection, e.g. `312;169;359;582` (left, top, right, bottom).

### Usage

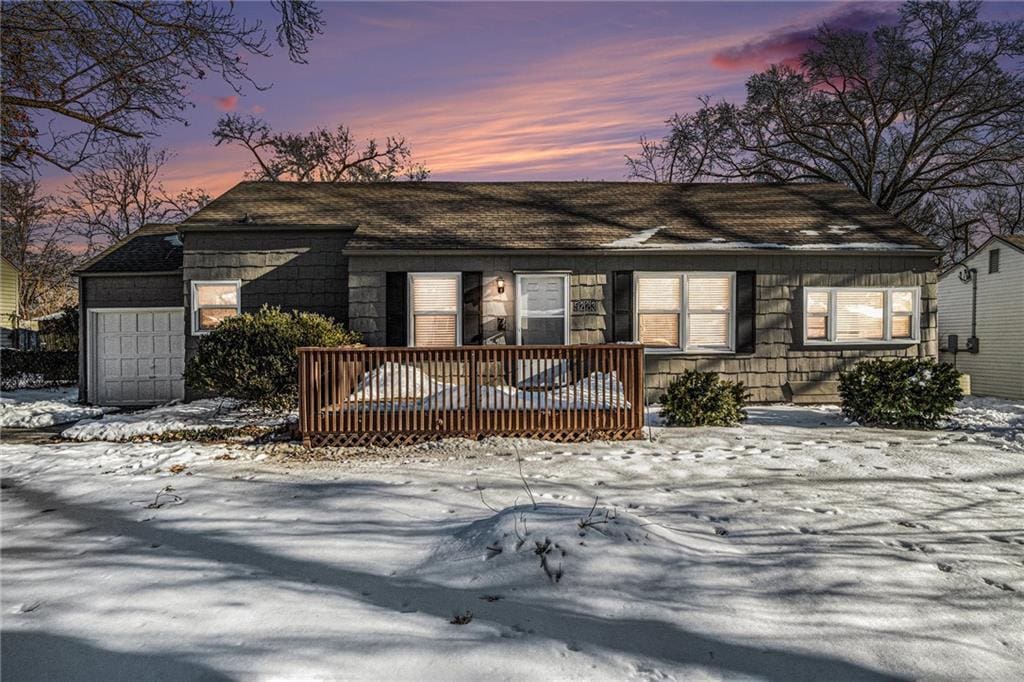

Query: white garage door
92;309;185;406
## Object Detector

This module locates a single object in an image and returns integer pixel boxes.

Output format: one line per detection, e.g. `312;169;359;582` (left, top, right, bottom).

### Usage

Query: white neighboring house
938;235;1024;399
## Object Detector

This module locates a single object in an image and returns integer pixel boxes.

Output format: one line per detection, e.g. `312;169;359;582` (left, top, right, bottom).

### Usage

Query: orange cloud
334;34;747;180
215;95;239;112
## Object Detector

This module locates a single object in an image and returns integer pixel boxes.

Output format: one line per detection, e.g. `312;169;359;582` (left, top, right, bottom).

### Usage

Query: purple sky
42;1;1024;198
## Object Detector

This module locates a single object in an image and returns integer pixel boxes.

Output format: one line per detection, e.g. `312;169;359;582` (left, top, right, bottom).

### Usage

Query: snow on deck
1;402;1022;679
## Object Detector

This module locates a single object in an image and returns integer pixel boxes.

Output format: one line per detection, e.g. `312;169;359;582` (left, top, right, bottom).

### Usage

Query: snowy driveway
2;405;1022;680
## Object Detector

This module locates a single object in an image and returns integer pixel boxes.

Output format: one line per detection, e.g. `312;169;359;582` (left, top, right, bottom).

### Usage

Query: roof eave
344;246;942;257
75;269;182;278
177;223;359;233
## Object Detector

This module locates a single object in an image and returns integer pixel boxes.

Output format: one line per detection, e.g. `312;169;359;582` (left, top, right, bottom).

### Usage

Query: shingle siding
181;230;353;368
351;253;937;403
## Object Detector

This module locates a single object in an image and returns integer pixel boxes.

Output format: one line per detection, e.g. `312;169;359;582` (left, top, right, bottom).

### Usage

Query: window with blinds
686;275;732;350
636;276;680;347
635;273;734;351
804;287;918;344
410;273;460;347
192;281;240;334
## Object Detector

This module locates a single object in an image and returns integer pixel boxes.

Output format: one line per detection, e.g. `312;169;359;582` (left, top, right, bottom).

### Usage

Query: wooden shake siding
347;253;938;405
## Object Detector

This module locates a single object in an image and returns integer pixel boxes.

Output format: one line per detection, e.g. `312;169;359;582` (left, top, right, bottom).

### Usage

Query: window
803;287;919;344
191;280;240;334
635;272;735;352
409;273;460;347
516;273;569;345
990;248;1000;274
637;276;680;347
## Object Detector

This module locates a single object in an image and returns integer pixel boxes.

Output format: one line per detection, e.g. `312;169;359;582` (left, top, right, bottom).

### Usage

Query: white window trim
190;280;241;336
408;272;462;347
634;272;736;354
802;286;920;345
514;273;571;346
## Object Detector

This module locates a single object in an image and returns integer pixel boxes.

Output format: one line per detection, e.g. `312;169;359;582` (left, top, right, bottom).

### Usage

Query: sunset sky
41;1;1024;198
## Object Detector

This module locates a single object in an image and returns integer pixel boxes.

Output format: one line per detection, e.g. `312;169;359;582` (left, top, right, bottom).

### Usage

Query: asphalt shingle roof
77;224;182;274
179;181;939;253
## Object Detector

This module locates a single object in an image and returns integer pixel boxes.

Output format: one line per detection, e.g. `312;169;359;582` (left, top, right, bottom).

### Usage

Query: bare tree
212;114;430;182
0;177;77;318
627;1;1024;263
1;1;323;173
61;142;210;252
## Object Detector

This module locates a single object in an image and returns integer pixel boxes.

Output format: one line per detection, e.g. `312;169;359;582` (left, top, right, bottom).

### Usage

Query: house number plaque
572;300;598;314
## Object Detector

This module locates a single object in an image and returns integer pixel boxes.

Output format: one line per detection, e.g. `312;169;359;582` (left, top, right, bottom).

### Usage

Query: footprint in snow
936;562;954;573
983;578;1015;592
897;521;929;530
795;506;840;515
987;535;1020;545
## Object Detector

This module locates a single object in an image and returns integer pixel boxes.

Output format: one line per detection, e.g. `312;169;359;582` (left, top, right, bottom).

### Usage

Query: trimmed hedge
1;348;78;390
839;358;962;429
184;306;361;410
659;370;748;427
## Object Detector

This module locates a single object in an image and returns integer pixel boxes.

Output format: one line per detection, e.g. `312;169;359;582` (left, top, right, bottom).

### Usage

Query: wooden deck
298;345;646;447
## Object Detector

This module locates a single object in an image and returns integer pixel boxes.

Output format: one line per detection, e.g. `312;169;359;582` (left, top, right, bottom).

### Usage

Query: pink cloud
711;4;899;71
215;95;239;112
250;104;266;114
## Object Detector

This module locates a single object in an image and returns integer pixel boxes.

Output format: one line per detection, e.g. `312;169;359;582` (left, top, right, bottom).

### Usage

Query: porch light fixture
496;276;505;294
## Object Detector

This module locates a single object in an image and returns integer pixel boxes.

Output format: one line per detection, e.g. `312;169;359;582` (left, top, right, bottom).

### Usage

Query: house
0;255;38;349
76;182;940;407
1;255;20;347
938;235;1024;400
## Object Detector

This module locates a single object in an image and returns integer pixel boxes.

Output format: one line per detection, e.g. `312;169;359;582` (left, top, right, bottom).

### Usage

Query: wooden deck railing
298;344;645;447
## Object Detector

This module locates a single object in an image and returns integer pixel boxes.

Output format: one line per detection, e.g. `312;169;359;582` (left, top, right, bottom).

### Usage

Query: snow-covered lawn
2;402;1022;680
61;398;292;442
0;388;112;428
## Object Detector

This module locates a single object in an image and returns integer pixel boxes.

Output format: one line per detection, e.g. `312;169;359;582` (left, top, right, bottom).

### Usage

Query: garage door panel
93;309;185;406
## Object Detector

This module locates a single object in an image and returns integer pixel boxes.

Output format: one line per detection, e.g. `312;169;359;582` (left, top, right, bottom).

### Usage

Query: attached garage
89;308;185;405
76;224;187;406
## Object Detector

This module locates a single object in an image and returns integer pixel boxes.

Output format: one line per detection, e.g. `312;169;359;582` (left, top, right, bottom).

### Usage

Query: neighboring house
76;182;940;407
938;235;1024;400
0;255;38;349
1;255;20;347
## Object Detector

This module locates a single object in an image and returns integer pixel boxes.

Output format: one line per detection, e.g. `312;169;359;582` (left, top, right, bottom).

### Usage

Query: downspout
957;265;980;353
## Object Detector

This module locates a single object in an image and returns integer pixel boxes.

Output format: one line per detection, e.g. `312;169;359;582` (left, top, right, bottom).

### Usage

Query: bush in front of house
184;306;361;410
659;370;748;427
839;358;962;429
0;348;78;390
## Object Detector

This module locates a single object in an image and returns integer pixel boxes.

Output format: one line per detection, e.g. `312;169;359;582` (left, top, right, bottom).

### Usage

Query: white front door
516;274;569;345
92;309;185;406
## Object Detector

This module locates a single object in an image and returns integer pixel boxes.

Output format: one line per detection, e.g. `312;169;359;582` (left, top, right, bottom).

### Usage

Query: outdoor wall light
496;277;505;294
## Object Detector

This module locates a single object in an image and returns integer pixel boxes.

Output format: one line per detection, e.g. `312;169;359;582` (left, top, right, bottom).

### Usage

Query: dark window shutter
735;270;756;354
461;271;483;345
385;272;408;346
612;271;633;343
